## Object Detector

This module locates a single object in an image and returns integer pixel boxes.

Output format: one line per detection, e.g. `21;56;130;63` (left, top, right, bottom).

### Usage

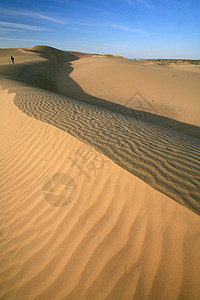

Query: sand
0;46;200;299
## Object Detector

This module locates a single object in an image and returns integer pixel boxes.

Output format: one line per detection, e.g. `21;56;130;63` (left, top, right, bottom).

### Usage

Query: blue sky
0;0;199;59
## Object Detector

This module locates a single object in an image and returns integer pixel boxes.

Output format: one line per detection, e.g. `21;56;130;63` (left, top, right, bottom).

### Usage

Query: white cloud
137;0;151;9
111;24;147;33
127;0;135;7
128;0;151;9
0;21;48;31
0;28;24;32
0;8;66;24
72;22;147;34
0;37;44;42
32;12;66;24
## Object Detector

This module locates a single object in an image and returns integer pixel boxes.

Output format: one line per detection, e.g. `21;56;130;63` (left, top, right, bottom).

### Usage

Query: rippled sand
0;46;200;299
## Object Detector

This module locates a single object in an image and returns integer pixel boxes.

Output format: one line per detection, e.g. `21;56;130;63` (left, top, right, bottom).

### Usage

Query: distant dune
0;45;200;299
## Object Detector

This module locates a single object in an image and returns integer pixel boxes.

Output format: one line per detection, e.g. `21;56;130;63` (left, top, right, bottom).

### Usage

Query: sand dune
70;55;200;133
0;45;199;139
12;87;200;215
0;46;200;299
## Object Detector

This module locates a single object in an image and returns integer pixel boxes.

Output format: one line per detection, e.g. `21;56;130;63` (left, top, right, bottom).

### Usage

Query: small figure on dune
10;56;15;64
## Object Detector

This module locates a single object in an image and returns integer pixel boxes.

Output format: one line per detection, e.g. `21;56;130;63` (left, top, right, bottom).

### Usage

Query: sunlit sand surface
0;46;200;299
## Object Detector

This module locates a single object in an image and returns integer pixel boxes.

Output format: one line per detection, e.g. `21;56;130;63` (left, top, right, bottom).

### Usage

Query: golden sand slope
1;88;200;300
0;46;200;299
70;57;200;142
70;55;200;126
13;87;200;215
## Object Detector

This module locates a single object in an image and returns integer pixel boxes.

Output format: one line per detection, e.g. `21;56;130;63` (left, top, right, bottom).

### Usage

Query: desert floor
0;46;200;299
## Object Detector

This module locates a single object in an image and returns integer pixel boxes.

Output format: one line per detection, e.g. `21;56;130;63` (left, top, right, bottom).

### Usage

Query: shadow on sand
0;50;200;215
0;47;199;140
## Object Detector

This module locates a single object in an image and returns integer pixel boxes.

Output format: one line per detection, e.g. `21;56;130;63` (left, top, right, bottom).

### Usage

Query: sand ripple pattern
13;88;200;215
